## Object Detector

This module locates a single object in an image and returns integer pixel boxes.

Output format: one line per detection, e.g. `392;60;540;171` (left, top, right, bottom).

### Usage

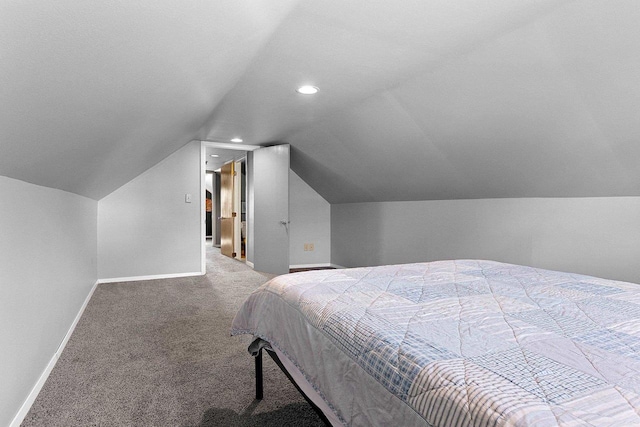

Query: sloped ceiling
0;0;299;199
2;0;639;202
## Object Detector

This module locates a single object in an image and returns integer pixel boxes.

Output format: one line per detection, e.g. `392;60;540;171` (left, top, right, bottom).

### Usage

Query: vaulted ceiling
2;0;639;202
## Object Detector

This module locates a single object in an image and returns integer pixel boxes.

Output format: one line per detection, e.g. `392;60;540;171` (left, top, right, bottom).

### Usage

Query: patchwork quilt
231;260;640;426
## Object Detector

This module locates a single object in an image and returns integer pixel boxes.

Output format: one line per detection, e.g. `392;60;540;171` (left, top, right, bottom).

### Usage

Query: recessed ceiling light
210;154;219;158
297;85;319;95
231;137;243;143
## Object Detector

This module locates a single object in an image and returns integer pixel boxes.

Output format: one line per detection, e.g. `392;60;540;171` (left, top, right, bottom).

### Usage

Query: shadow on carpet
196;400;324;426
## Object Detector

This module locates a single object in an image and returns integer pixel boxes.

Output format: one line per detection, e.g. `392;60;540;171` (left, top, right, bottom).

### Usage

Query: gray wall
0;176;97;427
289;170;331;267
332;197;640;284
98;141;202;279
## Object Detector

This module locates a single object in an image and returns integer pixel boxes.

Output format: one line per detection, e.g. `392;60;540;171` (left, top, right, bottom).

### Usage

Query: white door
251;144;289;274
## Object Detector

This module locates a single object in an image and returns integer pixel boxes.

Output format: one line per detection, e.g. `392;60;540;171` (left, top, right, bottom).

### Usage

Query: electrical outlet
304;243;309;251
185;193;192;203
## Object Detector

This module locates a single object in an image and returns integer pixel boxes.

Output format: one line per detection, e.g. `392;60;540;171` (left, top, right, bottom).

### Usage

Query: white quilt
232;260;640;426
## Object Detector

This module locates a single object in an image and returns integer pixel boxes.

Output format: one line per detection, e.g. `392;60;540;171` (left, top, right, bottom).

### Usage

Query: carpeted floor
22;246;324;426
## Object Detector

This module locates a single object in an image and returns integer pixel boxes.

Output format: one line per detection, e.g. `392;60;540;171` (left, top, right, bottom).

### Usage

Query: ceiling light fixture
210;154;219;158
230;138;243;143
297;85;319;95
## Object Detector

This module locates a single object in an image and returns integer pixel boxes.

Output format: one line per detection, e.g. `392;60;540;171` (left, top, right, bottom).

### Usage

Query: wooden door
220;161;235;258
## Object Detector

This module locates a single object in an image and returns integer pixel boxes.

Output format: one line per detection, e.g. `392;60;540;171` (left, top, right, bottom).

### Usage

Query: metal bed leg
264;348;332;426
249;341;330;426
255;348;263;400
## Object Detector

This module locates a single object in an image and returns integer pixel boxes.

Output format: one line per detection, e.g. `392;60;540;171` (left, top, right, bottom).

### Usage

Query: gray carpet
22;246;325;426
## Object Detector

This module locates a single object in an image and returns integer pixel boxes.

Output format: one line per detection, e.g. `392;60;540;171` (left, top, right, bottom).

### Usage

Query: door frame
200;141;261;273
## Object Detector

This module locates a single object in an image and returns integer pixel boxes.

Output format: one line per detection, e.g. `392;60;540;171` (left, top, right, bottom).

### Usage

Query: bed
231;260;640;426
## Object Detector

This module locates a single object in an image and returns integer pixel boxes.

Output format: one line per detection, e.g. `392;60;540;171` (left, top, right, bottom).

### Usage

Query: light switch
185;193;192;203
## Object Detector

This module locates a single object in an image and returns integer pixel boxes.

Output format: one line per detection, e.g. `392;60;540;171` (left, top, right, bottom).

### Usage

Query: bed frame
254;344;332;426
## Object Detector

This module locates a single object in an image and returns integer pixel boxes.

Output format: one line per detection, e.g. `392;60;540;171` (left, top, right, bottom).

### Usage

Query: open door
220;161;235;258
250;144;290;274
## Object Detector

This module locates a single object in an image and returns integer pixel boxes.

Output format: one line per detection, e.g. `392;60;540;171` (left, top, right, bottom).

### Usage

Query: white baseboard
330;263;346;269
97;271;204;284
289;263;344;270
10;280;99;427
245;260;254;269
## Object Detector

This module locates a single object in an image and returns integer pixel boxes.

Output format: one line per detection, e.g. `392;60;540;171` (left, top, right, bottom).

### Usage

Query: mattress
231;260;640;426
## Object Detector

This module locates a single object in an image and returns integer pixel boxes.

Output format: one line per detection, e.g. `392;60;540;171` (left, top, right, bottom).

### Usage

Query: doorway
237;159;247;260
205;170;223;248
205;147;247;257
200;141;291;275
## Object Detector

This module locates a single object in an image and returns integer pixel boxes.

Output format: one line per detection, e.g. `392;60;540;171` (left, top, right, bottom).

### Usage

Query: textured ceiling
2;0;639;202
